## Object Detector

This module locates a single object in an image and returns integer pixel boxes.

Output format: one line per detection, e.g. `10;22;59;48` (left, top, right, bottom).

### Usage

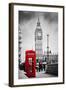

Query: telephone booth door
25;50;36;78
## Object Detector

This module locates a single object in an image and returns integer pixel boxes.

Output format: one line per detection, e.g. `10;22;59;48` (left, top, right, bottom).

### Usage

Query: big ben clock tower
35;18;43;63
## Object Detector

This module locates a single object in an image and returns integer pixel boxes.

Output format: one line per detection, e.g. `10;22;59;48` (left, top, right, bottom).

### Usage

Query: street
18;70;56;79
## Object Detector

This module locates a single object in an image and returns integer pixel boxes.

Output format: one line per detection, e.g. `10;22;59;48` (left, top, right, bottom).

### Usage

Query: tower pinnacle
38;17;39;22
37;17;40;26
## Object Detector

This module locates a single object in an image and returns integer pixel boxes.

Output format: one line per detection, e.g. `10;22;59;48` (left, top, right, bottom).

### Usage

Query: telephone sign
25;50;36;78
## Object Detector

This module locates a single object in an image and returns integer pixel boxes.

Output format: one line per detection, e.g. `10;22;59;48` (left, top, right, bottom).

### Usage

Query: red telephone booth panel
25;50;36;78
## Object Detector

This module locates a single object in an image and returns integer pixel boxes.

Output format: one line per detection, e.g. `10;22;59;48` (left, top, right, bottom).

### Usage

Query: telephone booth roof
26;50;36;54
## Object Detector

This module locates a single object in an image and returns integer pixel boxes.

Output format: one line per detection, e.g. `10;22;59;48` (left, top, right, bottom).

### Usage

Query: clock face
38;32;41;36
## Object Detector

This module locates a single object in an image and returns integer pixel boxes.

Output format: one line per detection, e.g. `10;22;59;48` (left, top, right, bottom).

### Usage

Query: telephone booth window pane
28;58;32;72
29;58;32;65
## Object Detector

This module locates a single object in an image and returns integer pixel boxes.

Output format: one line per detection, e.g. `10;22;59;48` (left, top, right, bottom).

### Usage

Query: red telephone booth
25;50;36;78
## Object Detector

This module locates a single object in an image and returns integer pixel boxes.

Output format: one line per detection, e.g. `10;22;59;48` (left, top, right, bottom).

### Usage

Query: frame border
9;3;64;87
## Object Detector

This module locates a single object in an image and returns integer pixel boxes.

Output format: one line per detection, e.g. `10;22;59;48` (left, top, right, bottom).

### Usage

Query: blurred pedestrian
39;60;42;72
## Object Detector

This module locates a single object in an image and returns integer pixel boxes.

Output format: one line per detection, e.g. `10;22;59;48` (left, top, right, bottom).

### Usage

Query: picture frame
9;3;64;87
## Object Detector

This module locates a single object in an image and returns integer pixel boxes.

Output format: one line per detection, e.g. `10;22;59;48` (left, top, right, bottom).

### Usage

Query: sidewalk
36;71;56;78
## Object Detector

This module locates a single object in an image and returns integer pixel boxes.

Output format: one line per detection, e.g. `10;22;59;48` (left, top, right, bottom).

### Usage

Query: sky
18;11;58;62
